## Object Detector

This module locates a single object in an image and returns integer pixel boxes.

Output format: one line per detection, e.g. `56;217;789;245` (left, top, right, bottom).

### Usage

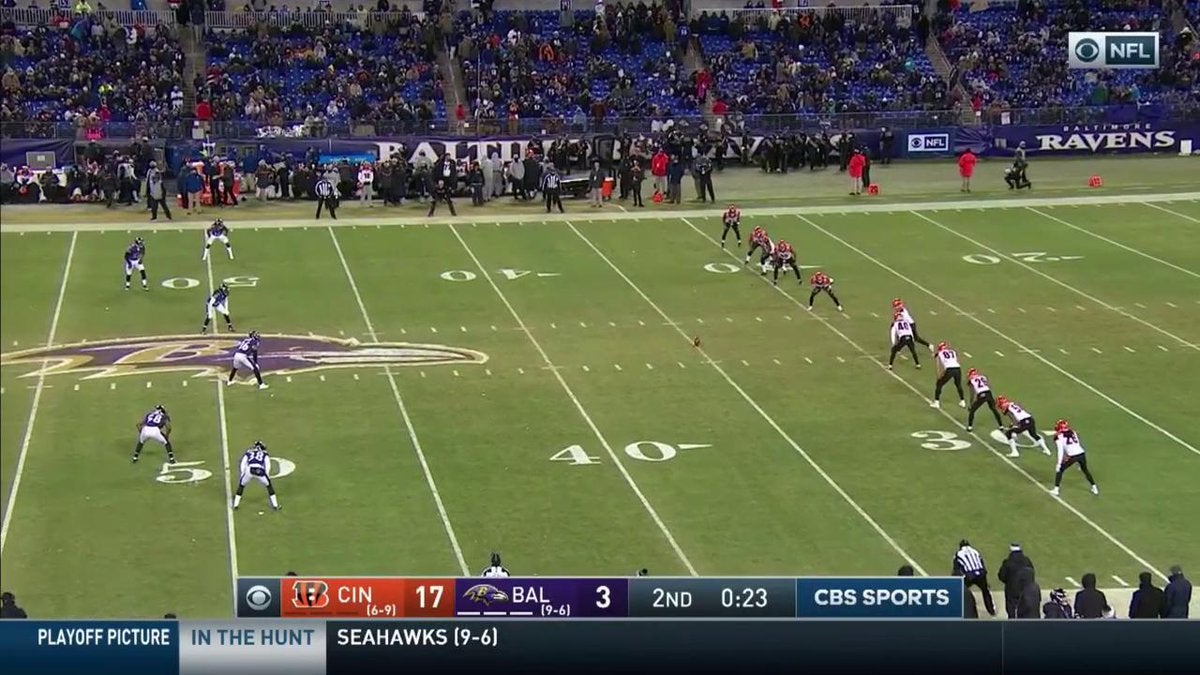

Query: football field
1;188;1198;618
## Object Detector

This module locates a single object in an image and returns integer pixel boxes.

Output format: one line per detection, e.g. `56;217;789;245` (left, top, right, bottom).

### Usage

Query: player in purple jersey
228;331;268;389
133;404;176;464
201;283;235;334
233;441;281;511
203;219;234;261
123;238;148;291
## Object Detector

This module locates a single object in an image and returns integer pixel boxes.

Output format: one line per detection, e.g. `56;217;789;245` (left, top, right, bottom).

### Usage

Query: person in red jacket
650;149;669;197
958;149;977;193
847;149;866;196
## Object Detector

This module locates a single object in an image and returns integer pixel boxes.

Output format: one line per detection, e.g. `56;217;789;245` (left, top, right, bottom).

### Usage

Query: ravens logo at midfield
462;584;510;606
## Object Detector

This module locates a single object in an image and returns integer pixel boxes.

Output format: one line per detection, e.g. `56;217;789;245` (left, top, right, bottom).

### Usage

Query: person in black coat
1073;573;1110;618
1128;572;1164;618
1015;566;1041;619
0;591;27;618
896;564;915;576
1162;565;1192;618
1042;588;1074;619
997;544;1035;618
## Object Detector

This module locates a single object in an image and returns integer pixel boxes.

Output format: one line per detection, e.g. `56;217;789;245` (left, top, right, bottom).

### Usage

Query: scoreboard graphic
235;576;965;620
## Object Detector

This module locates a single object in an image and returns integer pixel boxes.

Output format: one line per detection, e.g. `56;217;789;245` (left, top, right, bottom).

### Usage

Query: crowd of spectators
0;8;185;138
453;2;697;134
200;4;447;134
937;0;1199;116
696;3;946;121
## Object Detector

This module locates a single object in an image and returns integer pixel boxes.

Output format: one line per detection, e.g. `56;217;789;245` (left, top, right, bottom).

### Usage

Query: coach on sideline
952;540;996;617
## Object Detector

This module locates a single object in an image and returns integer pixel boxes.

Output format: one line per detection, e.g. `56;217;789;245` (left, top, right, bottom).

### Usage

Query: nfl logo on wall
907;134;949;153
1069;32;1159;69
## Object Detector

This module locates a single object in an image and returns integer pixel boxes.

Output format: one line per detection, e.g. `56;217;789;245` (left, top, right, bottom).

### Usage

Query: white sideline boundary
3;192;1198;233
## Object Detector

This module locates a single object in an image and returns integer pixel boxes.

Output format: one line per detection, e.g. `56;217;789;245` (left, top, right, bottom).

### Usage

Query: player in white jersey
1051;420;1098;496
965;368;1005;431
233;440;281;511
133;404;176;464
202;219;233;260
996;396;1051;458
930;341;966;409
892;299;932;352
887;312;921;369
480;552;511;578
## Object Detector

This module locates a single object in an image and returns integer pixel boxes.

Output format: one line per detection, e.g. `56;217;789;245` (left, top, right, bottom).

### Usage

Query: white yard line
1027;207;1200;279
328;227;470;576
683;217;1171;581
805;214;1199;462
6;192;1199;233
0;232;76;553
205;251;241;613
912;211;1199;352
566;221;927;575
447;223;698;576
1142;201;1200;224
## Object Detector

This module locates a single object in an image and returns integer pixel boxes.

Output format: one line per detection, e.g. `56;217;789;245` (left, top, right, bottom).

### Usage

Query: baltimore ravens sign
0;334;488;379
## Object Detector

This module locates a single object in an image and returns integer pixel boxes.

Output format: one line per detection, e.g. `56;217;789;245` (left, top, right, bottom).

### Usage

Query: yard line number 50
156;456;296;484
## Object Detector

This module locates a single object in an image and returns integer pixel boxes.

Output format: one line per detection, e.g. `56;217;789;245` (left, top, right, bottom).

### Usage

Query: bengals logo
291;580;330;609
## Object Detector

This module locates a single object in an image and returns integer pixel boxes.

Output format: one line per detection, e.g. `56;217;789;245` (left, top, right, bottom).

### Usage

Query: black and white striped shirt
314;179;335;199
541;173;560;190
480;565;510;578
955;546;986;577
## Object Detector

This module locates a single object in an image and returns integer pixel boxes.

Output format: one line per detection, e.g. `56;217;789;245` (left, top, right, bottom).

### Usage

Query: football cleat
805;306;812;312
966;425;973;432
1007;450;1020;458
1050;487;1059;497
167;455;177;465
837;305;844;311
258;383;270;390
131;454;139;463
1090;485;1099;495
930;401;940;409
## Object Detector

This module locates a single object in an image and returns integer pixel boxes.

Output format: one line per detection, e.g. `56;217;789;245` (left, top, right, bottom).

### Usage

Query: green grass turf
0;168;1198;618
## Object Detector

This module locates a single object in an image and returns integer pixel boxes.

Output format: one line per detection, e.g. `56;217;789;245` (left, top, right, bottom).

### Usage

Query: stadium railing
0;7;176;26
202;10;427;30
5;103;1197;141
690;4;916;24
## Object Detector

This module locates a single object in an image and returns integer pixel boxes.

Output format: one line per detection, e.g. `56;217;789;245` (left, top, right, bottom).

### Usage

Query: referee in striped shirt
541;165;564;213
314;173;339;220
480;552;510;578
953;539;997;616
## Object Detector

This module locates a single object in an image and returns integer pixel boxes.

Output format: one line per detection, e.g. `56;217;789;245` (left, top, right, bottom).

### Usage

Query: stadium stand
937;0;1198;114
200;8;447;134
452;3;700;134
0;10;185;139
695;3;948;118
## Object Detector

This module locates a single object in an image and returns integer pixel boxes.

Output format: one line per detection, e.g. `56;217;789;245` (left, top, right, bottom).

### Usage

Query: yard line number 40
551;441;711;465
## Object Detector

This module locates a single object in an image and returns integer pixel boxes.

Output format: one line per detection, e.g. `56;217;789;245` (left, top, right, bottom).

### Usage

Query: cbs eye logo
245;584;274;611
1074;38;1101;63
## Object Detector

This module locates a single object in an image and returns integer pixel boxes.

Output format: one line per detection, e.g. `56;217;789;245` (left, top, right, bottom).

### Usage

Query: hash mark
696;318;705;324
420;371;427;378
783;314;793;321
286;376;293;383
645;363;654;370
755;316;763;322
1158;345;1169;352
453;370;460;377
964;352;973;358
1017;307;1027;313
491;325;498;331
836;356;846;363
353;373;360;380
146;381;152;388
485;369;492;376
550;323;558;329
1046;307;1057;312
319;375;326;381
772;359;782;365
609;321;617;327
677;362;686;369
804;357;813;364
725;317;734;323
430;327;438;333
73;384;79;391
1165;301;1178;308
994;351;1005;357
614;364;622;371
1112;575;1128;587
870;312;880;318
1060;348;1070;355
928;310;938;316
1135;302;1148;309
638;320;646;326
581;365;590;372
110;383;116;390
580;322;588;328
1091;347;1103;354
741;359;750;366
182;380;188;387
987;308;996;314
460;326;467;332
517;367;525;375
400;328;407;334
1123;346;1136;353
1065;577;1079;588
1076;305;1087;311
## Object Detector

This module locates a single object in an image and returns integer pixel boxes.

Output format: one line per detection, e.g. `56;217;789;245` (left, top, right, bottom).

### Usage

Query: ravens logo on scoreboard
462;584;510;606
